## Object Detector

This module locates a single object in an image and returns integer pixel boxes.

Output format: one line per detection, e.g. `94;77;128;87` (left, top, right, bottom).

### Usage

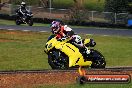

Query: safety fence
0;4;132;26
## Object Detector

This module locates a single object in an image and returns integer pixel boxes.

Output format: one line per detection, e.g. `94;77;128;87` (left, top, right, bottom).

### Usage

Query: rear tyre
90;49;106;68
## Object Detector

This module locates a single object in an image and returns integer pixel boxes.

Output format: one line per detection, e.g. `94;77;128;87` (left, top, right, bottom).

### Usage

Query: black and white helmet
21;2;26;7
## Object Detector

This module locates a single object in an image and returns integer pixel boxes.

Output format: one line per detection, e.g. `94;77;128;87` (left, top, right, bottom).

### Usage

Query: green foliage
52;0;105;11
128;1;132;13
52;0;74;9
105;0;129;13
12;0;39;5
69;8;89;24
11;0;21;5
83;0;105;11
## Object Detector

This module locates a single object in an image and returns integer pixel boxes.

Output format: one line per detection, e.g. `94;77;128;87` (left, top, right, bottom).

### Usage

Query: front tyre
48;50;69;69
28;19;33;26
90;49;106;68
15;19;21;25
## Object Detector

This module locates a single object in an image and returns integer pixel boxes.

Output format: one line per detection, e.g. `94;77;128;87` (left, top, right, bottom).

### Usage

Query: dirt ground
0;70;132;88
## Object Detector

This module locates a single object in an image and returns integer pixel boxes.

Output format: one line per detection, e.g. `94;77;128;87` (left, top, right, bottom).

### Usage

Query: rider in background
50;20;92;59
16;2;28;20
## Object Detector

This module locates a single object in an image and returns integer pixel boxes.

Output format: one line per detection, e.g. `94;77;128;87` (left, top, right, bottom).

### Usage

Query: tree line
105;0;132;14
1;0;132;13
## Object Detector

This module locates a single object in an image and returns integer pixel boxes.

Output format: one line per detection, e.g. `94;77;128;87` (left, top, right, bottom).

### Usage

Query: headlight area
44;44;48;53
44;43;52;54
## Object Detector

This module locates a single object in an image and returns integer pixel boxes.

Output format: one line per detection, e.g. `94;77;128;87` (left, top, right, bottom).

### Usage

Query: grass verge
0;29;132;71
31;83;132;88
0;19;49;27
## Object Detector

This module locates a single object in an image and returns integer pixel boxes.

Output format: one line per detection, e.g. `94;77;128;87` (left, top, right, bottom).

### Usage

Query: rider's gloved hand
58;36;68;41
61;36;69;41
61;37;67;40
90;39;96;47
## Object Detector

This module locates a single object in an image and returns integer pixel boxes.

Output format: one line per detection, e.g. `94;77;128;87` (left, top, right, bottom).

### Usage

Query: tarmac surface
0;25;132;37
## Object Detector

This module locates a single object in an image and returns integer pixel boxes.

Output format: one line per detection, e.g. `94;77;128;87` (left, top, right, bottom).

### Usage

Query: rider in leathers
16;2;28;20
50;20;92;59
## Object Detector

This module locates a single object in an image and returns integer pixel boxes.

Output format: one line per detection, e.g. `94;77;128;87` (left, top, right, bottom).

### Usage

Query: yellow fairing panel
84;39;90;45
76;57;92;66
44;38;59;53
55;42;82;67
55;42;92;67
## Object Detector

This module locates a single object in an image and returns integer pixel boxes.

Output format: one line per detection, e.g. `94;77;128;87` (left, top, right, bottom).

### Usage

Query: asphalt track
0;25;132;37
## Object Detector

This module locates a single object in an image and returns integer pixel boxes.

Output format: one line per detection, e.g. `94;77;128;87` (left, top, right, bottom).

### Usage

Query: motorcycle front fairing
44;37;59;53
45;37;92;67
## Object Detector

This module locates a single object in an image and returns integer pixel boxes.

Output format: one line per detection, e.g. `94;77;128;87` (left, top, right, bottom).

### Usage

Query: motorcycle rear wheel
90;49;106;68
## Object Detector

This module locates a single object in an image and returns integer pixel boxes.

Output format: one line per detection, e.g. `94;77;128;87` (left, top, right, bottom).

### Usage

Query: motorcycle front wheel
27;19;33;26
48;50;69;69
15;19;21;25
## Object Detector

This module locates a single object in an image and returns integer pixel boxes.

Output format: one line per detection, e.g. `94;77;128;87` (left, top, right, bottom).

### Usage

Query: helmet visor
52;27;59;33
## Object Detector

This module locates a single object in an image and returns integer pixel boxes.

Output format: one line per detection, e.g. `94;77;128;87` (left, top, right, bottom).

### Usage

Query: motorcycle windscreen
45;37;59;53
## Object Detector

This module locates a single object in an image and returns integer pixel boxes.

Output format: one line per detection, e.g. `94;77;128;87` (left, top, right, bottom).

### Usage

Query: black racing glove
89;39;96;47
58;36;69;41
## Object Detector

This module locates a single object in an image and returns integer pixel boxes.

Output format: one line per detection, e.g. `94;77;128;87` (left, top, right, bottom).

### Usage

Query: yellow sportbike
44;35;106;69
